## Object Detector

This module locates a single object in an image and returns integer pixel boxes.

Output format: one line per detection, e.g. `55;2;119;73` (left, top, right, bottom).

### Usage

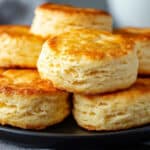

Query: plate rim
0;125;149;138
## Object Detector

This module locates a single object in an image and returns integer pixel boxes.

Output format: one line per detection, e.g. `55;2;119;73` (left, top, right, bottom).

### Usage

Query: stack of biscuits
0;3;149;131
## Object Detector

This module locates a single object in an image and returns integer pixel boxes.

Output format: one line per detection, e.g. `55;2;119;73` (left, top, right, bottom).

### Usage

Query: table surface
0;139;150;150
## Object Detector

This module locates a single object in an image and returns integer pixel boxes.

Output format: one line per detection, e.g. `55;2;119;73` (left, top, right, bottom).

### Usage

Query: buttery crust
0;25;44;68
115;27;150;75
38;3;110;15
73;78;150;131
115;27;150;41
48;29;134;59
31;3;112;37
0;69;70;130
37;29;138;94
0;25;29;34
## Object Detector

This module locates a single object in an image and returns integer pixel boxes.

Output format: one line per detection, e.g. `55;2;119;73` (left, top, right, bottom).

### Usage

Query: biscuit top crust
0;69;65;95
37;3;110;16
115;27;150;41
0;25;43;40
84;78;150;100
47;29;134;60
0;25;29;33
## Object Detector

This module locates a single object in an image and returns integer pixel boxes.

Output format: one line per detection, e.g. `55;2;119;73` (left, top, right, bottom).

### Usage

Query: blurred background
0;0;150;27
0;0;107;24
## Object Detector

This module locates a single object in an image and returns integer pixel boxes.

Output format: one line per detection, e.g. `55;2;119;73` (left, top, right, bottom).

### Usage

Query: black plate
0;116;150;148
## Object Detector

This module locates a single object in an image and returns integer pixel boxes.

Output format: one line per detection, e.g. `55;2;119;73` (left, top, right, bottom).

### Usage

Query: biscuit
115;27;150;75
73;78;150;131
0;25;44;68
37;29;138;94
31;3;112;37
0;69;70;130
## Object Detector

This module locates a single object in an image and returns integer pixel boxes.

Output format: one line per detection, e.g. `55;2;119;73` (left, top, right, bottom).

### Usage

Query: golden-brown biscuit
73;78;150;131
0;25;44;68
0;69;70;130
115;27;150;75
37;29;138;94
31;3;112;37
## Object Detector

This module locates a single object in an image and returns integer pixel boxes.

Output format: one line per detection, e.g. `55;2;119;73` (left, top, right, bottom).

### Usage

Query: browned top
0;69;65;95
0;25;29;32
47;29;134;60
37;3;110;16
115;27;150;41
0;25;44;40
85;78;150;100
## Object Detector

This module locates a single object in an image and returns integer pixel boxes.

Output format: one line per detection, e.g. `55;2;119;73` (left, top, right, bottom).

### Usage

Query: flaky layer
73;78;150;131
0;92;70;130
31;3;112;37
38;29;138;94
115;27;150;75
0;25;44;68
